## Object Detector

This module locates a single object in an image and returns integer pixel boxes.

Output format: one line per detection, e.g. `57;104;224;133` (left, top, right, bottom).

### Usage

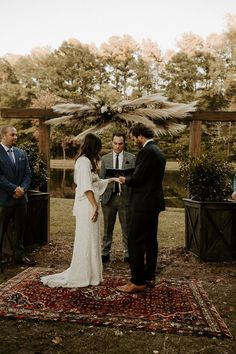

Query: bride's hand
119;176;125;184
91;206;99;222
112;177;121;183
108;177;121;184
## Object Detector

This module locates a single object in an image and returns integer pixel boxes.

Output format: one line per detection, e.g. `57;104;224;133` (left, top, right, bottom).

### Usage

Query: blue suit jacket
0;144;31;206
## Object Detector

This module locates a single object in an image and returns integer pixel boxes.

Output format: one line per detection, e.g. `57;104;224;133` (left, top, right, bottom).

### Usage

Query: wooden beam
1;108;236;122
0;108;57;119
1;108;235;160
185;111;236;122
189;120;202;157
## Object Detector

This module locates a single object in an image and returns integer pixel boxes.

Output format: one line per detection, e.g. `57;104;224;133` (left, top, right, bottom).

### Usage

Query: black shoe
124;257;130;263
15;256;36;266
0;253;11;264
146;279;156;287
102;255;110;263
0;257;9;265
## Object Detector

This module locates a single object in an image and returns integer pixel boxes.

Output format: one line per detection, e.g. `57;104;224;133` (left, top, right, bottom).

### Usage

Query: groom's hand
119;176;126;184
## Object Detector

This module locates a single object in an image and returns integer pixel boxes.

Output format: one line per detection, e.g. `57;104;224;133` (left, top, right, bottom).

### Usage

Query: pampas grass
45;88;197;140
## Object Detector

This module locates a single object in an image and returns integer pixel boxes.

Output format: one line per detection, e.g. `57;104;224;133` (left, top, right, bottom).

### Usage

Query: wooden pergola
185;111;236;157
0;108;236;187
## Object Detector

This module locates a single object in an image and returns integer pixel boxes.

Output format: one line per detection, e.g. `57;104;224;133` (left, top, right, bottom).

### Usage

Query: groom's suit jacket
0;144;31;206
125;141;166;213
99;151;136;206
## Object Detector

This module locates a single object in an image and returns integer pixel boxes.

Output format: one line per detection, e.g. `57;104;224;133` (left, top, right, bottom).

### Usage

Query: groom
117;123;166;293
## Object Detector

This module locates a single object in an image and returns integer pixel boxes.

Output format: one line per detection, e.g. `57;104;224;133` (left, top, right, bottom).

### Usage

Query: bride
41;133;119;288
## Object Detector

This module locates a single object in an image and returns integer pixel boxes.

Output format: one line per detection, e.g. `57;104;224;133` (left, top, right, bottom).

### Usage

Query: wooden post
39;118;50;242
38;118;50;242
38;118;50;192
189;120;202;157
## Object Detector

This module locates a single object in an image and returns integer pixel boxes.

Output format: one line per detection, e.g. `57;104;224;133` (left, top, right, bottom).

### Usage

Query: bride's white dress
41;156;108;288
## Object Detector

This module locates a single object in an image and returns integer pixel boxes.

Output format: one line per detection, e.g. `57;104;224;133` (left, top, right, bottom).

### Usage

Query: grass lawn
49;198;185;248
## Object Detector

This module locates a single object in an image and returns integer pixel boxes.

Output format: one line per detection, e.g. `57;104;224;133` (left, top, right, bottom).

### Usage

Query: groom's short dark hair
129;123;154;139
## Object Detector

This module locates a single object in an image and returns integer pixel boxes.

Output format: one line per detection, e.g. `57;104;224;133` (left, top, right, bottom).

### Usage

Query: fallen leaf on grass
52;336;63;344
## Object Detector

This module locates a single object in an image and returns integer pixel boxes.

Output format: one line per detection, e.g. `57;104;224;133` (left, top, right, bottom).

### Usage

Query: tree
0;59;33;108
0;82;32;108
132;56;153;97
138;39;162;92
176;33;204;56
99;35;138;97
223;14;236;109
194;51;228;110
160;52;198;102
19;41;99;102
0;58;17;84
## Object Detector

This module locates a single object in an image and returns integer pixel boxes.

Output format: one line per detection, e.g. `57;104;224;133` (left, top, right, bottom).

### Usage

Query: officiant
99;132;136;263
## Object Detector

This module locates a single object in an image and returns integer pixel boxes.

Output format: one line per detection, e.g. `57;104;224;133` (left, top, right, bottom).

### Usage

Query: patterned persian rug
0;267;232;338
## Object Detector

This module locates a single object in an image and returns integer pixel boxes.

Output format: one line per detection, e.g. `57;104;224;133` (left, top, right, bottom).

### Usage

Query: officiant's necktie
114;153;120;194
7;149;15;167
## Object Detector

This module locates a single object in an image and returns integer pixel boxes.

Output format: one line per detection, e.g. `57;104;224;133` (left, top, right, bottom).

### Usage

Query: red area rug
0;267;232;338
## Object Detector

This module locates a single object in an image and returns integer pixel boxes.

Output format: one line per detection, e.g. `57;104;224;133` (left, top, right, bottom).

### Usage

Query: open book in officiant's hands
105;168;135;177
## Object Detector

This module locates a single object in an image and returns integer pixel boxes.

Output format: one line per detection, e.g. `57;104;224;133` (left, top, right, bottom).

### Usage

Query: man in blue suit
117;123;166;293
0;125;36;266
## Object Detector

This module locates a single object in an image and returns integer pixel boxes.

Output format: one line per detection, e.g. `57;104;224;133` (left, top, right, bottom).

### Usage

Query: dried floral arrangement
45;86;197;140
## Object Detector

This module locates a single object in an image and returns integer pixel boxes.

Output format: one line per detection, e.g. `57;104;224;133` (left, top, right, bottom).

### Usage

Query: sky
0;0;236;57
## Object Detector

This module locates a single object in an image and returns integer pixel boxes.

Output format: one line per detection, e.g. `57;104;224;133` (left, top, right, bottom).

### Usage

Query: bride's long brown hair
76;133;102;172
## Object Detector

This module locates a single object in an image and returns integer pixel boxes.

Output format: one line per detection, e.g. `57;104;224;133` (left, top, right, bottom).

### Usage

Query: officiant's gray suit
100;151;136;259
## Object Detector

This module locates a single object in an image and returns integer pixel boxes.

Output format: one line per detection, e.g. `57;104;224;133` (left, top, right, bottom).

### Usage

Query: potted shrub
18;141;48;191
18;141;49;248
179;152;236;261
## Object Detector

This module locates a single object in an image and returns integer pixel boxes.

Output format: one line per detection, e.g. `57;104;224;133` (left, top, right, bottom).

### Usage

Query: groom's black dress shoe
146;279;156;287
0;255;9;264
15;256;36;266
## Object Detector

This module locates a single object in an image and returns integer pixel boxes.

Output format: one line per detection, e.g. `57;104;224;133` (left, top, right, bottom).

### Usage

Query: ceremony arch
1;108;235;180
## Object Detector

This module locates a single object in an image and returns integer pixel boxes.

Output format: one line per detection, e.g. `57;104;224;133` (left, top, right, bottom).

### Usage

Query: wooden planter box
4;191;49;255
24;190;49;249
183;198;236;261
